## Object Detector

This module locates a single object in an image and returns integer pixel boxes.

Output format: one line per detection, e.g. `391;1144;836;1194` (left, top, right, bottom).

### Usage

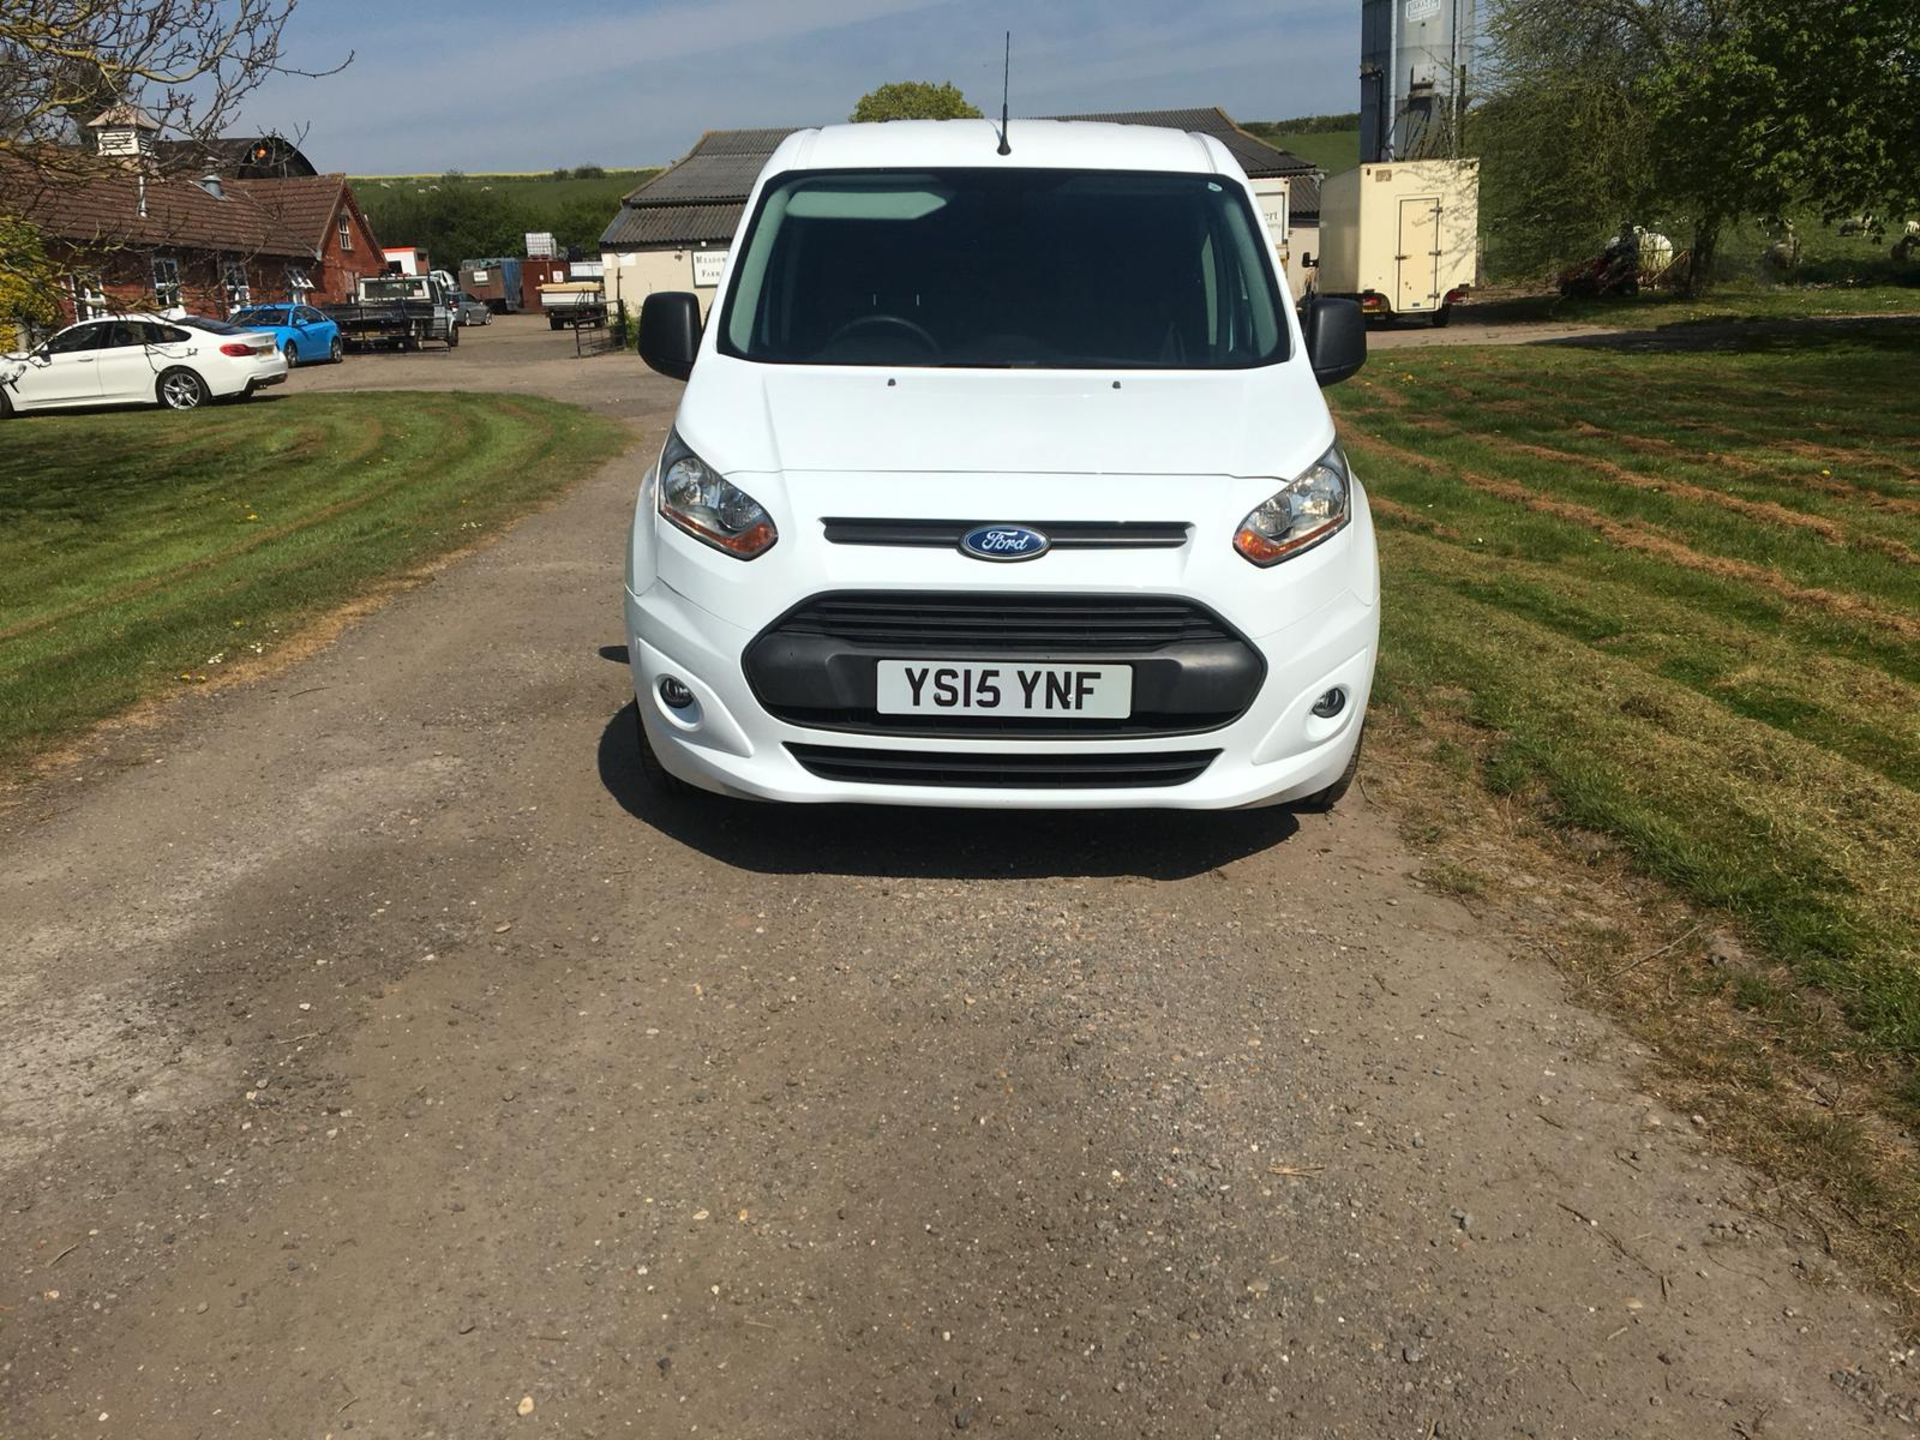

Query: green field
0;394;626;767
1336;326;1920;1056
1242;124;1360;175
352;169;661;213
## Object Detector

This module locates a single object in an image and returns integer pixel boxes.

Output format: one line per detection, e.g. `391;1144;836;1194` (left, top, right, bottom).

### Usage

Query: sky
241;0;1359;174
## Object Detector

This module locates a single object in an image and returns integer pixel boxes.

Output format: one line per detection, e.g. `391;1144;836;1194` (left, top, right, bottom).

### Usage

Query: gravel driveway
1;315;1905;1437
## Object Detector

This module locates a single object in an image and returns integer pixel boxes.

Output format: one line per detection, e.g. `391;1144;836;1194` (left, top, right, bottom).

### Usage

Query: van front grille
787;744;1220;789
821;518;1191;549
766;591;1238;652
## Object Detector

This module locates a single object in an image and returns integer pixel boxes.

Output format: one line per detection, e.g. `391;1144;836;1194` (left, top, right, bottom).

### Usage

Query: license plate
875;661;1132;719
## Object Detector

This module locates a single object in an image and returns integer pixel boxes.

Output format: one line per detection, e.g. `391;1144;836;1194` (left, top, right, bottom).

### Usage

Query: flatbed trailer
540;281;608;330
322;276;458;351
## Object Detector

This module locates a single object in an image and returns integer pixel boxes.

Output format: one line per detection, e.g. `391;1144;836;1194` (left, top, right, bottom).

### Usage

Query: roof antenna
996;32;1012;156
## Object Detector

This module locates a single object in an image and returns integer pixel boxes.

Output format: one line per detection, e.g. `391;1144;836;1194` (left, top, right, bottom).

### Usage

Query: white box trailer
1315;158;1479;324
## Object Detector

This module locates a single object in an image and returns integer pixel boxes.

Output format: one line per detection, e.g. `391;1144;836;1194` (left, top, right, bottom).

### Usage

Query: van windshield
719;168;1289;370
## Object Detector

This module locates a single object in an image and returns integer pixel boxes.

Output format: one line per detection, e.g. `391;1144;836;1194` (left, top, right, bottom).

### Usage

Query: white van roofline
764;119;1238;179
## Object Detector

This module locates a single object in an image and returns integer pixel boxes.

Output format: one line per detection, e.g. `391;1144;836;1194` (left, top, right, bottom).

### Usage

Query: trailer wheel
1430;305;1452;329
549;315;564;331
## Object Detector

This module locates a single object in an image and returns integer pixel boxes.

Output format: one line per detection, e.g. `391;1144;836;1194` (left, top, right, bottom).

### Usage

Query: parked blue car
227;304;344;366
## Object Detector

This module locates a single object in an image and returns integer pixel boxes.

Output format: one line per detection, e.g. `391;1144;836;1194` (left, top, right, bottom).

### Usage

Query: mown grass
1471;277;1920;329
1336;322;1920;1306
1335;324;1920;1056
0;392;626;769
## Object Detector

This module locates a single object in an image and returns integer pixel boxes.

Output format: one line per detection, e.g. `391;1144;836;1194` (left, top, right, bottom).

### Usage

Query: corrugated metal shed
1289;173;1322;220
601;201;749;249
601;107;1323;253
1044;107;1316;182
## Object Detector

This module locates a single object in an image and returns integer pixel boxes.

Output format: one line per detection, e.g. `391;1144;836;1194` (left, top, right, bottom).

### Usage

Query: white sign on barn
692;249;729;288
1251;178;1290;248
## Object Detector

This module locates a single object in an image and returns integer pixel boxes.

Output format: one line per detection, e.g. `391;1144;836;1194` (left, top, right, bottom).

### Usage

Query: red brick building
7;164;384;329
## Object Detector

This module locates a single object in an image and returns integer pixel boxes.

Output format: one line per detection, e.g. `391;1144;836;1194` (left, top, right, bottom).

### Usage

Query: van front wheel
634;708;694;798
1294;728;1363;814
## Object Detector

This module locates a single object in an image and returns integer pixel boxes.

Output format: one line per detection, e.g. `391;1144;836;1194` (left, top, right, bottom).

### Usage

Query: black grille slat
787;744;1220;789
773;592;1236;651
822;518;1191;549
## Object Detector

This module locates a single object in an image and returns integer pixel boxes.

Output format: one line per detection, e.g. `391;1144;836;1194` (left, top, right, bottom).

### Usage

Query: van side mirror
639;292;703;380
1299;295;1366;387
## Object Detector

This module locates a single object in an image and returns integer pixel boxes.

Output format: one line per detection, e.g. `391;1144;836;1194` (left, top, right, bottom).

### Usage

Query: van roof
766;119;1234;179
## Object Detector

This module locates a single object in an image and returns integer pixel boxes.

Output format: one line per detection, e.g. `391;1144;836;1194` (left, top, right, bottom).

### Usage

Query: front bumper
624;576;1377;811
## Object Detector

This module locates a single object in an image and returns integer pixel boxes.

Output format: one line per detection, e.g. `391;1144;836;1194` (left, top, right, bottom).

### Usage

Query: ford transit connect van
625;119;1373;810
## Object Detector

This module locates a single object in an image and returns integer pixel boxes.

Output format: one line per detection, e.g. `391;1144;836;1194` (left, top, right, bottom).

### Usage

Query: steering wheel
824;313;940;354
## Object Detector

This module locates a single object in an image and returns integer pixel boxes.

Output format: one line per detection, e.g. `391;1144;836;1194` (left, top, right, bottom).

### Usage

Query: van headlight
657;431;778;560
1233;444;1351;565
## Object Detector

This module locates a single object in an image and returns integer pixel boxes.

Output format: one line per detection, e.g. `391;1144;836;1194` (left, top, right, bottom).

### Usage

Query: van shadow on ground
1541;311;1920;355
594;700;1300;882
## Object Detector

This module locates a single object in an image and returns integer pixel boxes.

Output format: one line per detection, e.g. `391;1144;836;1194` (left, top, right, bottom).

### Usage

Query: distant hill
1241;115;1361;176
351;169;662;259
354;169;661;208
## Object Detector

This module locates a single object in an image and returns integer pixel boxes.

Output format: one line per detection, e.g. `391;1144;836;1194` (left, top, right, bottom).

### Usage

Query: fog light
1311;688;1346;719
658;676;695;710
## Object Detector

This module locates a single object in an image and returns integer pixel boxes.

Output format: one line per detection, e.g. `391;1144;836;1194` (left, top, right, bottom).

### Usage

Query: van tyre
446;325;459;348
156;368;209;411
1430;306;1451;329
1294;727;1363;814
634;709;693;798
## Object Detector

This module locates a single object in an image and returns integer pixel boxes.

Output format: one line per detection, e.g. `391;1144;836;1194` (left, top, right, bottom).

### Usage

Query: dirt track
1;315;1908;1437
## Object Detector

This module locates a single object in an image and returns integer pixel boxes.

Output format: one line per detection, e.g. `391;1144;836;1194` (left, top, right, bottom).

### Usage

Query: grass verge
0;391;626;770
1469;278;1920;329
1333;321;1920;1316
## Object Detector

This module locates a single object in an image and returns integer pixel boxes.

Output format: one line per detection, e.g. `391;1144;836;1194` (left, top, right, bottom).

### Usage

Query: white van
625;120;1374;810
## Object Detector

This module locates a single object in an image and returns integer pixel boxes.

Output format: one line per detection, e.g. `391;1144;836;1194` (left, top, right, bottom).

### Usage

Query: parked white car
0;314;287;416
626;119;1374;811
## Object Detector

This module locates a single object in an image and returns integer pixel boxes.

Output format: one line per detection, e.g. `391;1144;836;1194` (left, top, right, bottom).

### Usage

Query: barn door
1397;196;1442;312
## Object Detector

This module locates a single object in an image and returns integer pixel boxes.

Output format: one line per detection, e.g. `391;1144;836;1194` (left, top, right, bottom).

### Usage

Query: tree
1480;0;1918;292
0;1;349;185
0;215;57;349
2;1;347;326
1650;0;1919;256
356;175;536;268
550;196;618;256
1476;0;1677;282
850;82;982;123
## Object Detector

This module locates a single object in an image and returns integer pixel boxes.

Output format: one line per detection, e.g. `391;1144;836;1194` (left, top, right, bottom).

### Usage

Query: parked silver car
456;293;493;327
